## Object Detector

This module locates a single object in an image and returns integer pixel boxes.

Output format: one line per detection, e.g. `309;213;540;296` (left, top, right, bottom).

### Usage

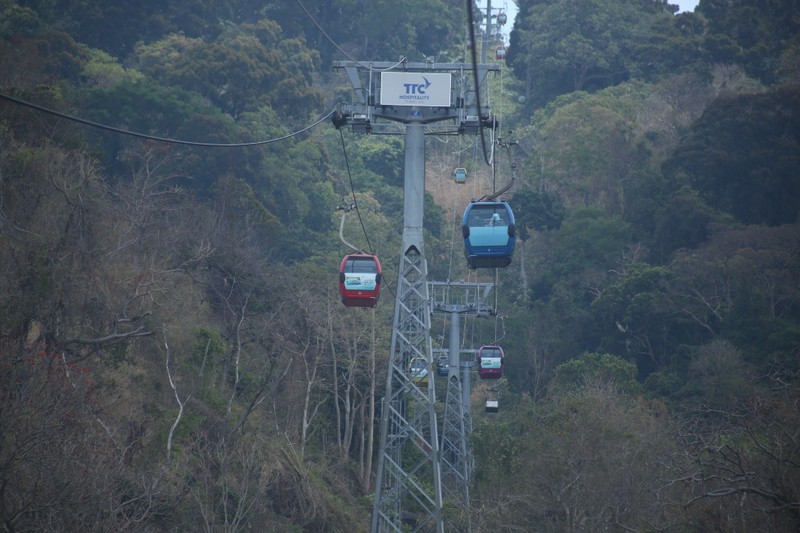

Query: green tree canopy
132;20;322;119
551;351;643;395
510;0;678;106
698;0;800;83
510;187;566;239
664;87;800;226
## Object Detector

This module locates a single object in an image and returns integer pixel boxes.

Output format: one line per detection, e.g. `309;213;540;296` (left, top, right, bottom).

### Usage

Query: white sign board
380;72;452;107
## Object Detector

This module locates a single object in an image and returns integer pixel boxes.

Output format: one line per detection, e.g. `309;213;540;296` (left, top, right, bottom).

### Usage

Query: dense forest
1;0;799;531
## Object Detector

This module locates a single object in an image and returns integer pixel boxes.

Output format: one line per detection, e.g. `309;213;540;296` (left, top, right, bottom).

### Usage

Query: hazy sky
674;0;700;12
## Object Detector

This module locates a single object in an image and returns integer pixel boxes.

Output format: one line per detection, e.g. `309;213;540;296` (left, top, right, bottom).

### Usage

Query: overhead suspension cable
294;0;406;71
336;130;397;300
293;0;360;64
337;129;375;254
466;0;492;166
0;91;334;147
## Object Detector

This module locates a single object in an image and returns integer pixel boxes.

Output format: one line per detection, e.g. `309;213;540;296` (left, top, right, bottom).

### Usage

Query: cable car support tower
430;281;495;531
333;59;498;532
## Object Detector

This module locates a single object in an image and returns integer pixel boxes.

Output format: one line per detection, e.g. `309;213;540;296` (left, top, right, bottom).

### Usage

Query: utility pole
479;0;508;63
481;0;492;63
333;60;498;532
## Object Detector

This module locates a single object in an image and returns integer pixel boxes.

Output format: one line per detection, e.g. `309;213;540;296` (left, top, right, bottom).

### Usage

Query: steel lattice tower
431;281;494;532
374;240;441;532
333;60;497;533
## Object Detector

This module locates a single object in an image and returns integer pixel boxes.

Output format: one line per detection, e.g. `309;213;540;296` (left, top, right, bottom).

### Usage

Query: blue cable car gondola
454;167;467;184
339;254;382;308
436;355;449;376
477;345;505;380
462;201;515;269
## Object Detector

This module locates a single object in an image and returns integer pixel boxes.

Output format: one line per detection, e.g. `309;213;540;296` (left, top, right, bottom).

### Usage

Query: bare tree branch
64;325;153;345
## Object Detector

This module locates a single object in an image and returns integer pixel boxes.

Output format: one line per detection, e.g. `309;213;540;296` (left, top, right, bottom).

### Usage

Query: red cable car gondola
476;345;505;379
495;45;507;60
339;253;382;308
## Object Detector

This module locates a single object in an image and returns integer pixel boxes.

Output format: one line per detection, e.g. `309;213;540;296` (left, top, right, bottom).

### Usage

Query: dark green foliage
254;136;339;259
82;80;230;135
253;0;469;67
19;0;262;58
509;0;680;106
650;187;734;262
551;351;643;395
423;191;445;239
510;187;565;238
2;0;800;529
592;263;674;376
667;223;800;370
79;80;239;189
630;12;706;79
131;22;323;119
359;136;404;188
547;207;631;279
522;209;634;375
664;87;800;226
0;1;42;37
698;0;800;83
0;1;88;84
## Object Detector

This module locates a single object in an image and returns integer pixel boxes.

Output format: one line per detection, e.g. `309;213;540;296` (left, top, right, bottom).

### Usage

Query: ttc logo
403;76;432;95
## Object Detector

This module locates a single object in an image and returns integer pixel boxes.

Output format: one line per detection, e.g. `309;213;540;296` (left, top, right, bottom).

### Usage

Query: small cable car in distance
485;398;499;413
436;355;449;377
454;167;467;184
497;11;508;25
462;201;516;269
409;357;429;386
339;253;382;307
495;45;507;60
485;388;499;412
477;345;505;379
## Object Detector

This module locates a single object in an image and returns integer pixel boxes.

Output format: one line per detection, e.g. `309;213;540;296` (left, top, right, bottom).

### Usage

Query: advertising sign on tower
380;72;452;107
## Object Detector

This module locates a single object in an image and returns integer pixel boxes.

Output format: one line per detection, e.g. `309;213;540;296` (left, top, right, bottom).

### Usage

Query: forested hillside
1;0;798;531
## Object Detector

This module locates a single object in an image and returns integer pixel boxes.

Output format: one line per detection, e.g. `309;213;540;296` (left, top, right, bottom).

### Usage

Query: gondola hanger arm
478;177;515;202
337;205;362;253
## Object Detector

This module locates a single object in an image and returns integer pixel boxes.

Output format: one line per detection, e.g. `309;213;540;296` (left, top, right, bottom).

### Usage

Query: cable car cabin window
480;346;503;358
345;257;378;274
